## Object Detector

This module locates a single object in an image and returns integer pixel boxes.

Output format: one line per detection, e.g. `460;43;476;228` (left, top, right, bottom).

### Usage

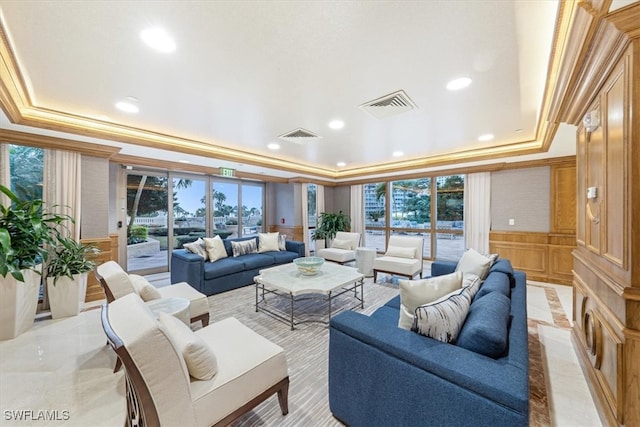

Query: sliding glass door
126;170;264;274
126;172;169;274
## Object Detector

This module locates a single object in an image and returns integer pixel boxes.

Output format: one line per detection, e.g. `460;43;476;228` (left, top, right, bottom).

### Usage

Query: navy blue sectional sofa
328;258;529;427
170;236;305;296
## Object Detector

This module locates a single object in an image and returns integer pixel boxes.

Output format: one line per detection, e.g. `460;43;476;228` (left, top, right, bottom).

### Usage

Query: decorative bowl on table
293;257;325;276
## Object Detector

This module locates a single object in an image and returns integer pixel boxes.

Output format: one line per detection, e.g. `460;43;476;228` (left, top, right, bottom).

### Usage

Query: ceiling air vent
278;128;322;144
359;89;417;119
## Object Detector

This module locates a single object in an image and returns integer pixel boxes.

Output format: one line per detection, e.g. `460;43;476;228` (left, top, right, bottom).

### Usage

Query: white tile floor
0;280;603;426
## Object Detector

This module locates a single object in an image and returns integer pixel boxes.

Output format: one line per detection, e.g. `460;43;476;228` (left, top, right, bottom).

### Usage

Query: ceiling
0;1;586;181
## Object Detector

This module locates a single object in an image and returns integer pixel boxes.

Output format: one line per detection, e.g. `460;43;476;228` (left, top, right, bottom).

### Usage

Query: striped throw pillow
413;278;480;343
231;239;258;257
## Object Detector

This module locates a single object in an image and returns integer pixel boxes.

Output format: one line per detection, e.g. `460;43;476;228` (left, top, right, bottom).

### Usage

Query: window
435;175;465;260
126;173;169;273
241;184;263;237
361;175;464;260
9;144;43;201
363;182;387;252
212;181;238;238
390;178;431;258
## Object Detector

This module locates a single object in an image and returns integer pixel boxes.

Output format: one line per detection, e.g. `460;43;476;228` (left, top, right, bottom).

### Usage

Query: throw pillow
385;245;416;259
397;271;463;330
204;235;228;262
278;234;287;251
331;238;352;250
183;238;207;260
158;312;218;380
484;252;499;266
413;278;481;343
258;232;280;253
129;274;162;301
456;291;511;358
456;248;492;279
231;238;258;257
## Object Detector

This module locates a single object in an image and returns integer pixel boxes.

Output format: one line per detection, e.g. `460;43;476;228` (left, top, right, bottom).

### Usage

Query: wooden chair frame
100;303;290;427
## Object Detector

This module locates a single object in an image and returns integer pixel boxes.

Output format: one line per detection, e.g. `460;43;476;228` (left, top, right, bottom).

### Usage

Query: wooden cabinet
559;5;640;424
81;234;119;302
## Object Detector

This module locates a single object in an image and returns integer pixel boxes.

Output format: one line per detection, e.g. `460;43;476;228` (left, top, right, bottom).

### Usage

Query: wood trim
0;129;121;158
489;231;576;285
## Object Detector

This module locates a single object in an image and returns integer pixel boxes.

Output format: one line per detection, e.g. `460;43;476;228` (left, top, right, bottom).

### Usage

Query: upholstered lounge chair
373;235;424;282
96;261;210;327
316;232;361;264
101;293;290;427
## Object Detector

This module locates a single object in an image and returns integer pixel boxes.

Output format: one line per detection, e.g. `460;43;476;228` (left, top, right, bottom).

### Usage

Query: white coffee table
254;262;365;330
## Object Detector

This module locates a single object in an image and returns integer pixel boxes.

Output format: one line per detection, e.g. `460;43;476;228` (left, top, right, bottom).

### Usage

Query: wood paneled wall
267;225;304;243
563;6;640;425
489;231;575;285
81;234;118;302
489;161;576;285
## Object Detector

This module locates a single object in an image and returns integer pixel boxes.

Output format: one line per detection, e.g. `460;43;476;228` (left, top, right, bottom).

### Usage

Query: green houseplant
312;211;351;247
46;237;99;319
0;184;68;339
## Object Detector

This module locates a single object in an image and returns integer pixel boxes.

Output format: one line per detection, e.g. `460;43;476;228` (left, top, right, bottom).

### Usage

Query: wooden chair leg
373;271;378;283
277;379;289;415
114;357;122;373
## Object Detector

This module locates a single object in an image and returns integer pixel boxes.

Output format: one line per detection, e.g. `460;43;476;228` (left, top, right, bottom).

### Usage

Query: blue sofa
170;236;305;296
328;259;529;426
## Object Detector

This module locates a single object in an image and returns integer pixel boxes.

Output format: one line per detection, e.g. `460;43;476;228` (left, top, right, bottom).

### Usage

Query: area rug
198;278;567;427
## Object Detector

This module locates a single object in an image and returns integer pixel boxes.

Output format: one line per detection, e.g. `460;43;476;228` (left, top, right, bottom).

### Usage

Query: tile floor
0;278;603;426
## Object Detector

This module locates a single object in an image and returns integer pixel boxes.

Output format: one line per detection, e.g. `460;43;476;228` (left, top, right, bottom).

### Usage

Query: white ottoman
356;247;377;277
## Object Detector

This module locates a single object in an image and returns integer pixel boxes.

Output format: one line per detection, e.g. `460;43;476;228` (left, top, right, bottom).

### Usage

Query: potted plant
0;185;67;340
46;237;99;319
312;211;351;248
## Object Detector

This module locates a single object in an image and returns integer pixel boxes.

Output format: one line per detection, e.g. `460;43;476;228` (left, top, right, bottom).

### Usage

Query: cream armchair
96;261;210;327
373;235;424;282
316;231;361;264
101;293;290;427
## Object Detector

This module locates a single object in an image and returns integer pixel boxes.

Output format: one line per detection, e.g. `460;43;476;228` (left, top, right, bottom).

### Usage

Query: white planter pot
46;273;87;319
0;266;41;340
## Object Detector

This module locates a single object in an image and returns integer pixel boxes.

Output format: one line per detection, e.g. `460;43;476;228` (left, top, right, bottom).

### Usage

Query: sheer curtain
0;144;9;206
350;184;365;246
464;172;491;253
316;184;325;216
301;183;310;256
44;149;81;240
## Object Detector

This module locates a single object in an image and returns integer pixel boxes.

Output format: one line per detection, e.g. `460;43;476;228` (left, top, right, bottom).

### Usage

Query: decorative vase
0;266;41;340
46;273;88;319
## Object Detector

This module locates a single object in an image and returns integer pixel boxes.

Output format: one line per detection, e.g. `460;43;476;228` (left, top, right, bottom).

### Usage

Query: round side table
146;297;190;325
356;247;376;277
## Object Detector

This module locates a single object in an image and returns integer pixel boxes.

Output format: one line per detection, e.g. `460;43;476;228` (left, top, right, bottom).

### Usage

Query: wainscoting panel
268;225;304;243
489;231;575;285
81;233;118;302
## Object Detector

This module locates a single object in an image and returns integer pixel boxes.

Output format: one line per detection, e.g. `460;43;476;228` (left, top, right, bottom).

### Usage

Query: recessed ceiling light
446;77;472;91
515;129;523;133
140;28;176;53
328;120;344;130
115;101;139;113
178;160;190;164
336;161;346;167
478;133;494;142
392;151;404;157
267;142;280;150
